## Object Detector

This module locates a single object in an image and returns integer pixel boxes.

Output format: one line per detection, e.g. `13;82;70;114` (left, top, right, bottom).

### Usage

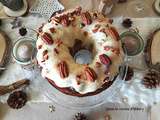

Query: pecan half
55;39;63;47
81;11;92;25
105;27;120;41
54;48;59;54
84;67;97;82
58;61;69;79
41;32;54;45
61;15;70;26
99;54;111;65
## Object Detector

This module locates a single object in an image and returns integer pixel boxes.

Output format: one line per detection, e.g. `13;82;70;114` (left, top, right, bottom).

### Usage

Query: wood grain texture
59;0;157;17
144;29;160;71
0;30;11;73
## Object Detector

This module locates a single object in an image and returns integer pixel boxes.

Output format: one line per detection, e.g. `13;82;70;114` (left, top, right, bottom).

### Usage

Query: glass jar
12;37;37;69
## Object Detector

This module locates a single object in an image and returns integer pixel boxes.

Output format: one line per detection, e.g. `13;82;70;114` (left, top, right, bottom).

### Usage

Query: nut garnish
58;61;69;78
105;27;120;41
54;48;59;54
99;54;111;65
61;15;70;26
95;62;101;68
43;50;48;56
81;11;92;25
38;45;42;49
49;27;56;33
55;39;63;47
84;67;97;82
41;32;54;45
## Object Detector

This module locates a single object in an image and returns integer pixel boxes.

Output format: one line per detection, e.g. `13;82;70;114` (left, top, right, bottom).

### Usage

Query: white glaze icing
36;9;124;94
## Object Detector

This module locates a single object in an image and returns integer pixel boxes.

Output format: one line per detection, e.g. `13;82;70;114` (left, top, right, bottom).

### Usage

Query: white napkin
29;0;64;19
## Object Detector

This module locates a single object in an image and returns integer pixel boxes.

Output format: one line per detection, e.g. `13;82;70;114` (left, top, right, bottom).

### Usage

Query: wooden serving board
144;29;160;71
0;30;11;72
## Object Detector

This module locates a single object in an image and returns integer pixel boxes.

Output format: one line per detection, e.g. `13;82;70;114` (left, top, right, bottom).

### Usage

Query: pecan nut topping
58;61;69;78
84;67;97;82
81;11;92;25
105;27;120;41
61;15;70;26
99;54;111;65
41;32;54;45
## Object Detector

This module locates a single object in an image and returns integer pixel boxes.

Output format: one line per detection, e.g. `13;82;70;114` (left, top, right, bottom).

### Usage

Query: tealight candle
120;30;144;56
13;37;35;66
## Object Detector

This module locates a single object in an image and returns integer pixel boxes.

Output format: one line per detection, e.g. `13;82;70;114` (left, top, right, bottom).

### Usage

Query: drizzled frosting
36;7;124;95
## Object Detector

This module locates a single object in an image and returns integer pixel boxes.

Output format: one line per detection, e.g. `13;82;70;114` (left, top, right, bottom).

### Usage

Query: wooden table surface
0;0;159;18
59;0;158;17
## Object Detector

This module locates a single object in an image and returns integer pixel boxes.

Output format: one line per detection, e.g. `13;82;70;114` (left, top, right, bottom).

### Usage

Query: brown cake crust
46;76;117;97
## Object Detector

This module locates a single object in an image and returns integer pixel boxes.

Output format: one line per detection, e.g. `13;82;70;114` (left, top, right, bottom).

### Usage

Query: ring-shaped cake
36;7;124;96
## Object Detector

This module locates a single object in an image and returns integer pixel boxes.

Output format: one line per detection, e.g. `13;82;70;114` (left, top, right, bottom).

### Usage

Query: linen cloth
1;16;160;119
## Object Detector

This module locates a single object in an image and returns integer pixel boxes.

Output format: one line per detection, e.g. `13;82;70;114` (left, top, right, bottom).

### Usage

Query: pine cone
142;69;160;89
73;113;87;120
19;27;27;36
122;18;132;28
7;91;27;109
